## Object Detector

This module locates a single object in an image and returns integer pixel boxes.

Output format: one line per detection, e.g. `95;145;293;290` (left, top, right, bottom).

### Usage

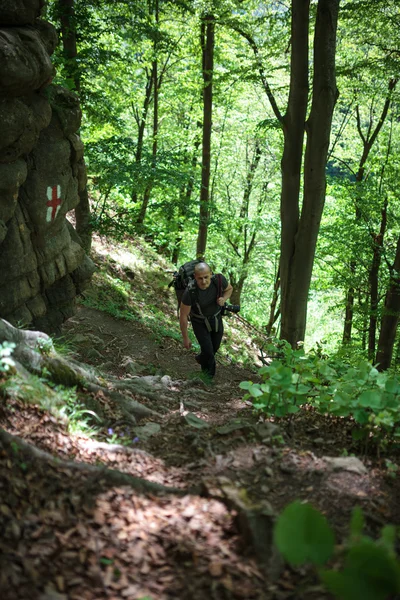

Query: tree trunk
342;280;355;344
280;0;339;346
368;200;387;359
58;0;92;251
137;0;159;229
171;127;201;264
58;0;80;92
132;68;154;206
230;278;245;306
341;78;397;343
196;14;215;258
375;236;400;370
265;268;281;337
226;140;263;306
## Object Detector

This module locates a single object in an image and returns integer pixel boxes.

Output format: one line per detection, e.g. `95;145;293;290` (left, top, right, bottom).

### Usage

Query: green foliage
36;337;54;356
274;501;335;566
274;501;400;600
57;386;102;436
240;341;400;451
0;342;16;374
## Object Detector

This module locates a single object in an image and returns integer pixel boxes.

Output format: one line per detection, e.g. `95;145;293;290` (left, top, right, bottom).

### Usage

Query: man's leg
191;320;217;377
210;318;223;356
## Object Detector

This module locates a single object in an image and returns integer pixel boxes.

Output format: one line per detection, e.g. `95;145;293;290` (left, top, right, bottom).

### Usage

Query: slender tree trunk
137;0;159;228
375;236;400;370
226;140;262;305
59;0;80;92
196;13;215;258
368;200;387;359
171;127;201;264
280;0;339;346
58;0;92;251
132;69;154;206
265;268;281;337
230;278;246;306
279;0;309;344
342;78;397;343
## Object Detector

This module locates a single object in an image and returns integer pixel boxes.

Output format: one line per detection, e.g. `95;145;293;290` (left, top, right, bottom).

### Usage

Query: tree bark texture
280;0;339;346
132;68;154;206
368;200;387;359
58;0;92;252
375;236;400;370
196;14;215;258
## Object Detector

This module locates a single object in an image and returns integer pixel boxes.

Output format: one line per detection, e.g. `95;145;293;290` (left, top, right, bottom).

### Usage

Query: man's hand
217;296;226;306
183;336;192;350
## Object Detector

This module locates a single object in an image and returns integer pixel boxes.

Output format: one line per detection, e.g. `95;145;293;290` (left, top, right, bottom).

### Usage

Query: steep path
1;305;399;600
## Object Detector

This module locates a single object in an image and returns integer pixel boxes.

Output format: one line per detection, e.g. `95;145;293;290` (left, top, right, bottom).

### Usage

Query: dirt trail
1;305;399;600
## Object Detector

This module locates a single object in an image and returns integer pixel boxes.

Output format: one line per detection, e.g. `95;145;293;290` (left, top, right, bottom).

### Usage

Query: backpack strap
216;273;223;298
189;276;222;333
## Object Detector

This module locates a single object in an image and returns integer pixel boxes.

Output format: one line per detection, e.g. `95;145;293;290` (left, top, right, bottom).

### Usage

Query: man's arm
217;282;233;307
179;302;192;349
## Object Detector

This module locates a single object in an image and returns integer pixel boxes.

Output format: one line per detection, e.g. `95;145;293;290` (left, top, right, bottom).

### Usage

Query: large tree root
0;318;162;424
0;426;188;496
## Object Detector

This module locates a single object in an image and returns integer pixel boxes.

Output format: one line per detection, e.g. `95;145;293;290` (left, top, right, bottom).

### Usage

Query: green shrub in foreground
240;340;400;452
274;501;400;600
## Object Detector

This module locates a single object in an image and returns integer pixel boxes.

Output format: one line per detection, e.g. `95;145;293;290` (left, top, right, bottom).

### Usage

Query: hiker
179;262;233;379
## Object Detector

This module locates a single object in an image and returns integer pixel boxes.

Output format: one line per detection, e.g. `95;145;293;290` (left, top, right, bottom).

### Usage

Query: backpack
168;259;202;311
169;259;222;313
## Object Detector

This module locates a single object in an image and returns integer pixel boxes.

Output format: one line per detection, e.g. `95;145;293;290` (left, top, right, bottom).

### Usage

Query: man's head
194;262;212;290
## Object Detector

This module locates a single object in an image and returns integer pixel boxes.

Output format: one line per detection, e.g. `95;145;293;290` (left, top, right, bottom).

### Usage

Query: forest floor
1;245;400;600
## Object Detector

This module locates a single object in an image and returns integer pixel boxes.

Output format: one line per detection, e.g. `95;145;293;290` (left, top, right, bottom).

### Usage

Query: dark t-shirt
181;274;228;317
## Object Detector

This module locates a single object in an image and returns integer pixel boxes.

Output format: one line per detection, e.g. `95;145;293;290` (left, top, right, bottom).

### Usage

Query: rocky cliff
0;0;94;333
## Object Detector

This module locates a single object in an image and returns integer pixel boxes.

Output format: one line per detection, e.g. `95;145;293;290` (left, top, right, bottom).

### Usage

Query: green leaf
274;501;335;566
321;542;400;600
249;384;263;398
239;381;252;390
385;378;400;395
358;390;383;409
349;506;364;539
352;409;370;425
378;525;396;556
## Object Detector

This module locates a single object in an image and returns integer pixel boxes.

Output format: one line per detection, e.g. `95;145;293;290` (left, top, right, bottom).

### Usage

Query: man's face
194;269;212;290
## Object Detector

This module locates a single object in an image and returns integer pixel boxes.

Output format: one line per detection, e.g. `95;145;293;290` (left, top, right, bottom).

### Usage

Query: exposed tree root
0;426;187;497
0;319;162;424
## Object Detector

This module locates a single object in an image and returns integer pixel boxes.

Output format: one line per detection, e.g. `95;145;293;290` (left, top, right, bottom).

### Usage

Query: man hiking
179;262;233;380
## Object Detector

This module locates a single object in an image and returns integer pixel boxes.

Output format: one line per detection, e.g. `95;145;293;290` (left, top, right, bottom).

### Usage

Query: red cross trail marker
46;185;62;222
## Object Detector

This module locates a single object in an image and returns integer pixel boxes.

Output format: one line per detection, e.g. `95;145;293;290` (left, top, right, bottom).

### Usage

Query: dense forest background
48;0;400;366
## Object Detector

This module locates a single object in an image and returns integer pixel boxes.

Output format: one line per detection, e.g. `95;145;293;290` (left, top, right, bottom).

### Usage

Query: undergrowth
241;339;400;456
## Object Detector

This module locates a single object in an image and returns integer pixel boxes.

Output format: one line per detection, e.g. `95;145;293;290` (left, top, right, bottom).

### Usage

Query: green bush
240;340;400;452
274;501;400;600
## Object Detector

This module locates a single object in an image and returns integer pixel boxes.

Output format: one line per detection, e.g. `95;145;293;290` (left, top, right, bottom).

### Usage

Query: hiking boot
195;354;202;365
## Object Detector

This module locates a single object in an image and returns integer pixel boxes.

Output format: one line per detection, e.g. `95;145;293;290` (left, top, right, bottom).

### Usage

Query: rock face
0;0;94;333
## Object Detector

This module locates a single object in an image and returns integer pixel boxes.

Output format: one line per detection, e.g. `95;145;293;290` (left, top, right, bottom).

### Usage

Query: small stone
323;456;368;476
313;437;324;446
264;467;273;477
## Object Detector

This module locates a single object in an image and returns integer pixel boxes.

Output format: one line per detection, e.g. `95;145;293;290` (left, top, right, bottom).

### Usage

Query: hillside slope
0;236;399;600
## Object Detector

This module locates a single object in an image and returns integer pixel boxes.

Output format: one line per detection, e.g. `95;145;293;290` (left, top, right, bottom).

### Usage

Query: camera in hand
221;303;240;316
